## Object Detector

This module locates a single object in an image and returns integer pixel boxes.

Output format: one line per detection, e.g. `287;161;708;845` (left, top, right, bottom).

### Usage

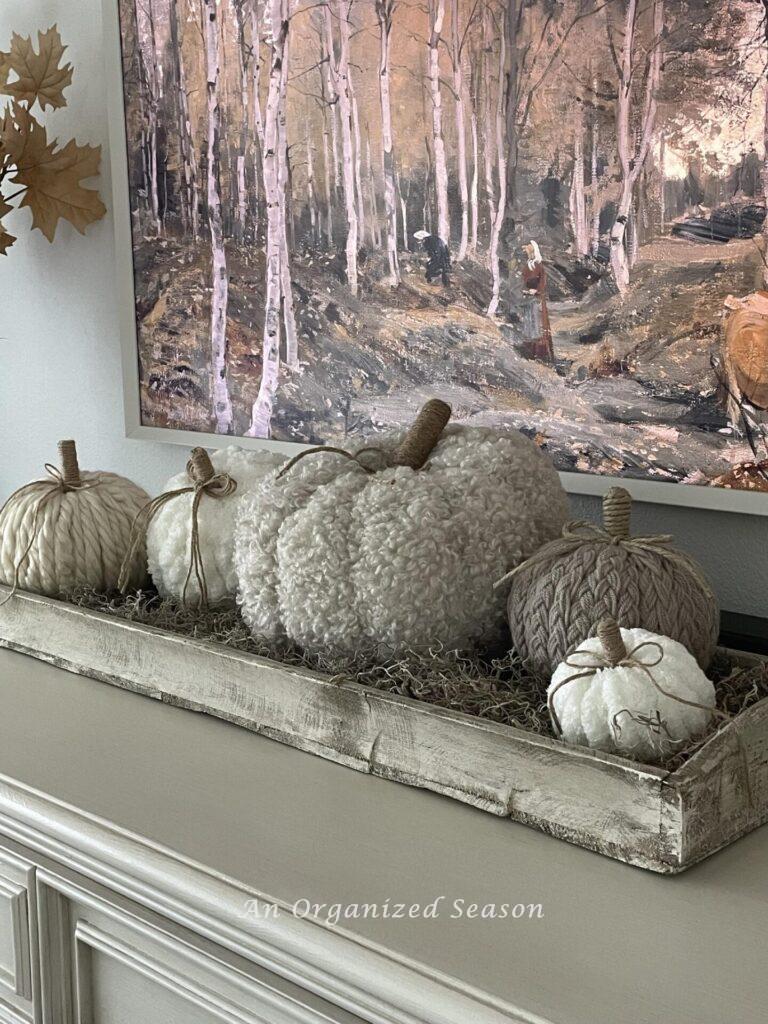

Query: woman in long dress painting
520;240;554;364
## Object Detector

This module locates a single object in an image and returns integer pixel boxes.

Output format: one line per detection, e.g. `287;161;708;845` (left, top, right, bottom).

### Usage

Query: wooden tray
0;586;764;873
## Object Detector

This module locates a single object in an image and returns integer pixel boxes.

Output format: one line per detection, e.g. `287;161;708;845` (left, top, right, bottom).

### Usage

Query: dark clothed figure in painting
520;240;554;364
414;230;451;286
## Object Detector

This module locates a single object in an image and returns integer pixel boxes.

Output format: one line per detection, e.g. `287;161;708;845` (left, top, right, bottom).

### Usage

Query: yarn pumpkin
503;486;719;676
142;445;285;607
234;399;569;658
548;619;715;763
0;440;149;597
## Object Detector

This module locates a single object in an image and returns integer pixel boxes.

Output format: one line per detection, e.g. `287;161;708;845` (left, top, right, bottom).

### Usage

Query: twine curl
118;448;236;608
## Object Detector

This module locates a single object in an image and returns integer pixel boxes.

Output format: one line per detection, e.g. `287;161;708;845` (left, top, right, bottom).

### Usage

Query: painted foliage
118;0;768;491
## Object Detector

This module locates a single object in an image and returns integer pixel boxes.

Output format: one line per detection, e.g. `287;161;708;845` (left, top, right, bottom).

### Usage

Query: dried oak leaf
1;104;106;241
0;103;54;168
0;26;73;111
0;198;16;255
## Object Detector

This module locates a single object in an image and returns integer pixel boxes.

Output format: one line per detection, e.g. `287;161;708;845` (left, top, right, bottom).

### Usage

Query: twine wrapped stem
597;618;627;665
59;440;82;489
393;399;452;470
602;486;632;540
277;399;452;480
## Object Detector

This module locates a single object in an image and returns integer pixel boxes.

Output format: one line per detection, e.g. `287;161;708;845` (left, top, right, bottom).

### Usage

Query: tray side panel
0;590;672;870
668;699;768;866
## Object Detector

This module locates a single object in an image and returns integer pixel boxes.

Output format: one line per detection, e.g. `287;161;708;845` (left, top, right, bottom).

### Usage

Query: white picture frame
102;0;768;515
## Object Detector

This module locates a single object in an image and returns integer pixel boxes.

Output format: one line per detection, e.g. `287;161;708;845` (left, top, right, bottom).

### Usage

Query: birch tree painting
119;0;768;494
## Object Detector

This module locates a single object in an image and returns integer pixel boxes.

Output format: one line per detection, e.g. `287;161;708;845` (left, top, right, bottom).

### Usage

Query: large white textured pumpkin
234;400;568;657
548;620;715;763
0;440;149;596
148;446;285;606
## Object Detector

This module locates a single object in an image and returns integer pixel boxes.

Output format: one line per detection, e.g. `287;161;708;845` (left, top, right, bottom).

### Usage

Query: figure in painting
520;241;554;364
413;230;451;287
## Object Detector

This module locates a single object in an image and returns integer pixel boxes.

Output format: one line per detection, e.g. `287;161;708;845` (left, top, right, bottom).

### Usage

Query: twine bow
494;486;714;598
118;447;236;608
550;619;752;805
0;441;100;607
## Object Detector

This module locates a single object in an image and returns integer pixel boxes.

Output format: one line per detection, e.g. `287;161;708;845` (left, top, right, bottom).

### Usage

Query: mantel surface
0;646;765;1024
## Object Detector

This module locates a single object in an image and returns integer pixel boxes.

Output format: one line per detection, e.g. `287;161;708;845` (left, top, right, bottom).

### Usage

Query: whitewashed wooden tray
0;586;765;873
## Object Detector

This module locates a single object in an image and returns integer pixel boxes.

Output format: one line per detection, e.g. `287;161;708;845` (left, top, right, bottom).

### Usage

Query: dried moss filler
235;399;569;658
503;486;719;676
0;440;149;597
548;619;715;764
140;446;285;608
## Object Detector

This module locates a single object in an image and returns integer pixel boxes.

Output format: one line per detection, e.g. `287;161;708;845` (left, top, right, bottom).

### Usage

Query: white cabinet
34;873;361;1024
0;850;35;1024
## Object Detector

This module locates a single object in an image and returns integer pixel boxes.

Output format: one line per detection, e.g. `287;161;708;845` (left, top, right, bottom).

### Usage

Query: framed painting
104;0;768;513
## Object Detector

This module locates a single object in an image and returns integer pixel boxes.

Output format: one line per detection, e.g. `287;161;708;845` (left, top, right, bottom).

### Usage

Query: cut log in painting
117;0;768;491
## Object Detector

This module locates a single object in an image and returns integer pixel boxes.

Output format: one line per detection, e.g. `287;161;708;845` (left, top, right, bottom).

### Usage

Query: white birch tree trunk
609;0;663;294
247;0;289;437
396;166;408;250
428;0;450;245
307;136;318;243
233;1;250;244
365;133;381;248
376;0;400;284
319;26;341;195
278;62;299;369
481;7;496;265
450;0;469;260
591;86;600;254
469;97;479;257
204;0;234;433
321;113;333;246
137;0;161;234
569;123;589;256
351;91;367;246
169;0;199;239
486;26;506;318
325;0;358;294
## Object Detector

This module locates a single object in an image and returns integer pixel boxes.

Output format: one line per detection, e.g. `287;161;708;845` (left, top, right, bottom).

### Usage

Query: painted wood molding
0;771;548;1024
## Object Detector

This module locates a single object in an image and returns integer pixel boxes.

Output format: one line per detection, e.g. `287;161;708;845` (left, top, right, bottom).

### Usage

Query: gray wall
0;0;765;617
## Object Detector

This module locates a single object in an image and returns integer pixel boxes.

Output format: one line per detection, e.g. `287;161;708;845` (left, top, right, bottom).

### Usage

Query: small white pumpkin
548;619;715;763
0;440;150;596
147;445;285;606
235;400;568;658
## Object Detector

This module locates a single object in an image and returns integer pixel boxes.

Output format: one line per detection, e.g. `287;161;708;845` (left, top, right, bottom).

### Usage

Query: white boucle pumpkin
147;446;285;606
234;401;568;657
548;620;715;763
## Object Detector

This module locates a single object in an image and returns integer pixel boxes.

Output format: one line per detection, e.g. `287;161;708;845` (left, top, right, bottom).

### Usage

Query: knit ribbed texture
507;488;719;675
0;443;150;596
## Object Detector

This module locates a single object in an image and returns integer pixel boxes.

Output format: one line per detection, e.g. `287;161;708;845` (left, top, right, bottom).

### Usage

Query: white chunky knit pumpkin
234;400;568;658
0;440;149;596
147;446;285;606
548;620;715;763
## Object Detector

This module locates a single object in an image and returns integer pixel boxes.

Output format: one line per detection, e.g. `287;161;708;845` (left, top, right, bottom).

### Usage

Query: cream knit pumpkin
548;620;715;764
147;445;285;606
234;401;568;658
0;440;149;596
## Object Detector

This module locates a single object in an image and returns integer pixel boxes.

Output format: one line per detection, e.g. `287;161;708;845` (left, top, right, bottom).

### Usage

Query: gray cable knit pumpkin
235;400;569;659
503;487;719;676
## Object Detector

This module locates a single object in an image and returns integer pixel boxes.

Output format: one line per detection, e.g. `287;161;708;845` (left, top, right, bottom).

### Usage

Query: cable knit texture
147;446;286;606
234;424;569;657
507;497;719;676
0;471;150;595
549;626;715;763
